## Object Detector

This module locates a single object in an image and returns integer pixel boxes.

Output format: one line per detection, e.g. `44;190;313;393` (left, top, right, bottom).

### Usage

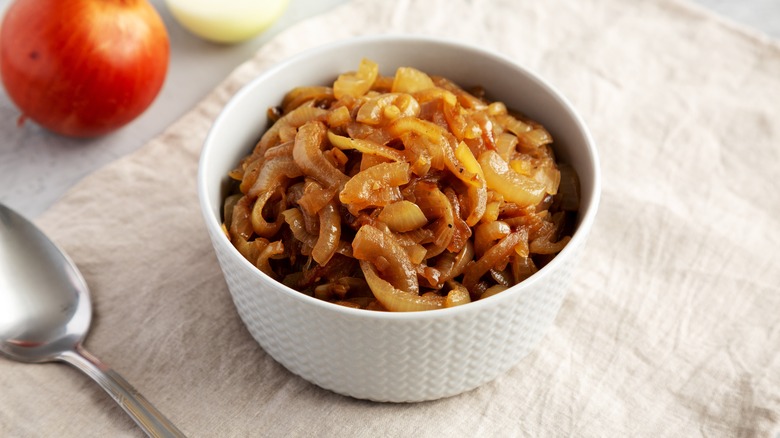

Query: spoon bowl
0;203;185;437
0;204;90;363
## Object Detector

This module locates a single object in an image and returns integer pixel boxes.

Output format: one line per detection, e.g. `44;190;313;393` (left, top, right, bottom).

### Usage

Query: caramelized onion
222;60;578;311
339;161;410;215
463;185;487;226
297;182;338;216
432;76;487;110
479;150;546;207
512;256;538;283
355;93;421;125
454;141;486;191
256;105;328;156
327;105;352;128
433;241;474;287
519;127;553;150
222;193;241;228
474;220;511;258
256;240;284;277
327;130;405;162
413;182;455;250
229;195;254;241
480;284;508;300
353;224;418;295
250;187;286;237
495;132;518;161
377;200;428;232
391;67;435;93
293;121;349;190
312;199;341;265
444;280;471;307
360;261;443;312
463;230;526;292
246;155;302;198
333;58;378;99
281;208;317;252
282;86;333;114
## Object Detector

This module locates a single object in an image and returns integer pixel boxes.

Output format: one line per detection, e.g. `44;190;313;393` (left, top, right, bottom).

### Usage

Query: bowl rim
198;34;601;322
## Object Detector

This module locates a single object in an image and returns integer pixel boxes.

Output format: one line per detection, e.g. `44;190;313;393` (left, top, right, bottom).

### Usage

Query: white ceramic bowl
198;35;600;402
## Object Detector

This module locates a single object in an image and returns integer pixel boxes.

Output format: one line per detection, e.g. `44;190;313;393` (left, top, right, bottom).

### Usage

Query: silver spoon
0;203;186;438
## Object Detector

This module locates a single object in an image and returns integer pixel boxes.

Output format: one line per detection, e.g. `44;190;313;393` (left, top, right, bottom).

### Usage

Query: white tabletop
0;0;777;218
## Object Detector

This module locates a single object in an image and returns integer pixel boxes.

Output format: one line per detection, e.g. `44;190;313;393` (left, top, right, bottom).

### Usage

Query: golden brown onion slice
377;200;428;233
293;121;349;190
431;76;488;110
229;195;254;241
474;220;511;258
246;155;302;198
360;261;442;312
479;284;508;300
391;67;435;93
312;200;341;265
327;130;405;162
281;208;317;252
444;280;471;308
512;256;538;283
495;132;518;162
454;141;486;189
462;185;487;226
339;161;410;215
518;127;553;150
432;240;475;287
443;188;472;253
232;237;284;278
326;105;351;128
256;105;328;156
352;224;418;295
333;58;378;99
355;93;421;125
402;243;427;265
250;187;286;237
494;113;531;137
530;234;571;255
412;87;457;107
413;182;455;251
255;240;284;277
479;150;546;207
282;86;333;114
237;157;262;194
297;181;339;216
462;230;526;292
222;193;241;229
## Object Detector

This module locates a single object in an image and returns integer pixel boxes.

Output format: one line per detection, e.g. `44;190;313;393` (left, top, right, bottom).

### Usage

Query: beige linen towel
1;0;778;436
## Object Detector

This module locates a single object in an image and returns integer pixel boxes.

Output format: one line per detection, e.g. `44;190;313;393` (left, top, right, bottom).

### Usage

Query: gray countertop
0;0;777;218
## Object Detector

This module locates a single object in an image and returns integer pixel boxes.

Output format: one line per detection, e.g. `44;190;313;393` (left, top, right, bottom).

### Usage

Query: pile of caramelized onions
222;59;580;312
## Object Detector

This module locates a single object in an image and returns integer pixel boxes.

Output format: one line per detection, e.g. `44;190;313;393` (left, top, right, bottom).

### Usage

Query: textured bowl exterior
198;35;600;402
205;223;579;402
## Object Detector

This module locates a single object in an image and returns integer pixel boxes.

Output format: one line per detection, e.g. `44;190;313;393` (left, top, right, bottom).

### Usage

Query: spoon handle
59;345;187;438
